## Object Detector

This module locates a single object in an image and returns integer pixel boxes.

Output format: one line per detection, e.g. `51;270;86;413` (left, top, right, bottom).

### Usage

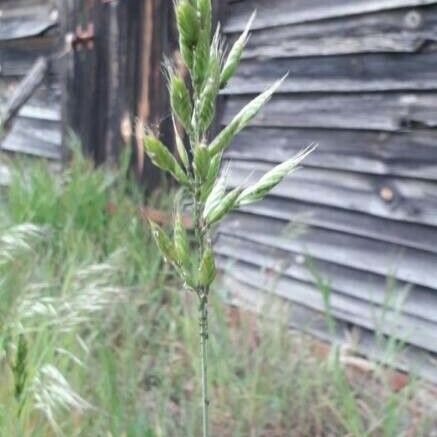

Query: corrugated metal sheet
218;0;437;381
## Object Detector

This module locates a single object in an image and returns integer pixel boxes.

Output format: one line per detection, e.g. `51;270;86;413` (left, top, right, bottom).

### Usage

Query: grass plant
0;154;434;435
143;2;314;434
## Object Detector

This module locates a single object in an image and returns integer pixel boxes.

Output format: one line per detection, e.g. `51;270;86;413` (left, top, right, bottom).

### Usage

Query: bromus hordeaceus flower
143;2;315;436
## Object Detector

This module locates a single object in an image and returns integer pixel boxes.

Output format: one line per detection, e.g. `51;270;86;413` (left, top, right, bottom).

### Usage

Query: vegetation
0;154;434;436
143;2;313;434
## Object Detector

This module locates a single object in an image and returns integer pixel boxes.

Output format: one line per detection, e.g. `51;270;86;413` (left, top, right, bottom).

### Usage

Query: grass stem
199;293;209;437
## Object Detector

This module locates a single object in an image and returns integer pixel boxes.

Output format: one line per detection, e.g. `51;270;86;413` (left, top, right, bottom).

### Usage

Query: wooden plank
134;0;176;182
226;5;437;57
17;84;61;122
219;259;437;352
0;1;55;10
223;52;437;94
221;93;437;131
226;161;437;227
222;275;437;384
0;5;58;41
215;234;437;322
1;57;48;130
1;118;61;159
223;127;437;181
0;40;56;76
224;0;437;32
60;0;173;175
236;197;437;254
219;212;437;289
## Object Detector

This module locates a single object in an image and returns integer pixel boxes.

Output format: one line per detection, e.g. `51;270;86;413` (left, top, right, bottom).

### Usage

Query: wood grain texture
216;234;437;323
222;275;437;383
224;127;437;180
1;118;61;159
0;4;58;41
218;256;437;352
219;0;437;381
224;0;437;31
1;57;48;130
236;197;437;254
221;93;437;131
219;212;437;289
223;53;437;94
0;39;57;76
17;84;61;122
0;0;55;10
225;5;437;57
226;160;437;227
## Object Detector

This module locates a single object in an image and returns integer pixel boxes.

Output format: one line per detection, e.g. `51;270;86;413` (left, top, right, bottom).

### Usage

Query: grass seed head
209;75;288;156
176;0;200;68
220;11;256;87
238;143;316;206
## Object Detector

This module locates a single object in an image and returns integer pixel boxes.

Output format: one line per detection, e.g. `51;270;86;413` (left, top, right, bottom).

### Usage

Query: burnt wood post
59;0;173;188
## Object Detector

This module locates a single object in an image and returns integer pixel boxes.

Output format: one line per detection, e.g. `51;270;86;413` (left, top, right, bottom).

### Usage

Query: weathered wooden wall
0;0;175;188
60;0;176;187
0;0;61;184
217;0;437;381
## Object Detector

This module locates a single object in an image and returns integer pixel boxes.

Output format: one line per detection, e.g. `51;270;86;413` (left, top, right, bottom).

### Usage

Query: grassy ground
0;152;435;436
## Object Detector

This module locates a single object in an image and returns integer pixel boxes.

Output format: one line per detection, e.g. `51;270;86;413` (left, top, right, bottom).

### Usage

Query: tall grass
0;153;434;436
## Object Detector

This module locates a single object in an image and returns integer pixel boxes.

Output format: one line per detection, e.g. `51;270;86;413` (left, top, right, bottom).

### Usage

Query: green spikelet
197;35;221;133
210;75;287;156
143;134;190;186
205;186;243;225
238;144;316;206
193;143;210;182
176;0;200;68
192;29;210;94
172;118;190;171
192;0;212;93
149;220;177;265
197;0;212;39
198;246;216;287
220;11;256;87
174;210;191;274
200;152;222;202
169;73;193;134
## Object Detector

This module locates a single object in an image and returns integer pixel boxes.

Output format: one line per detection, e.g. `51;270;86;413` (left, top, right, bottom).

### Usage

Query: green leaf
198;246;216;287
237;144;316;206
143;134;190;186
220;11;256;87
209;75;287;156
